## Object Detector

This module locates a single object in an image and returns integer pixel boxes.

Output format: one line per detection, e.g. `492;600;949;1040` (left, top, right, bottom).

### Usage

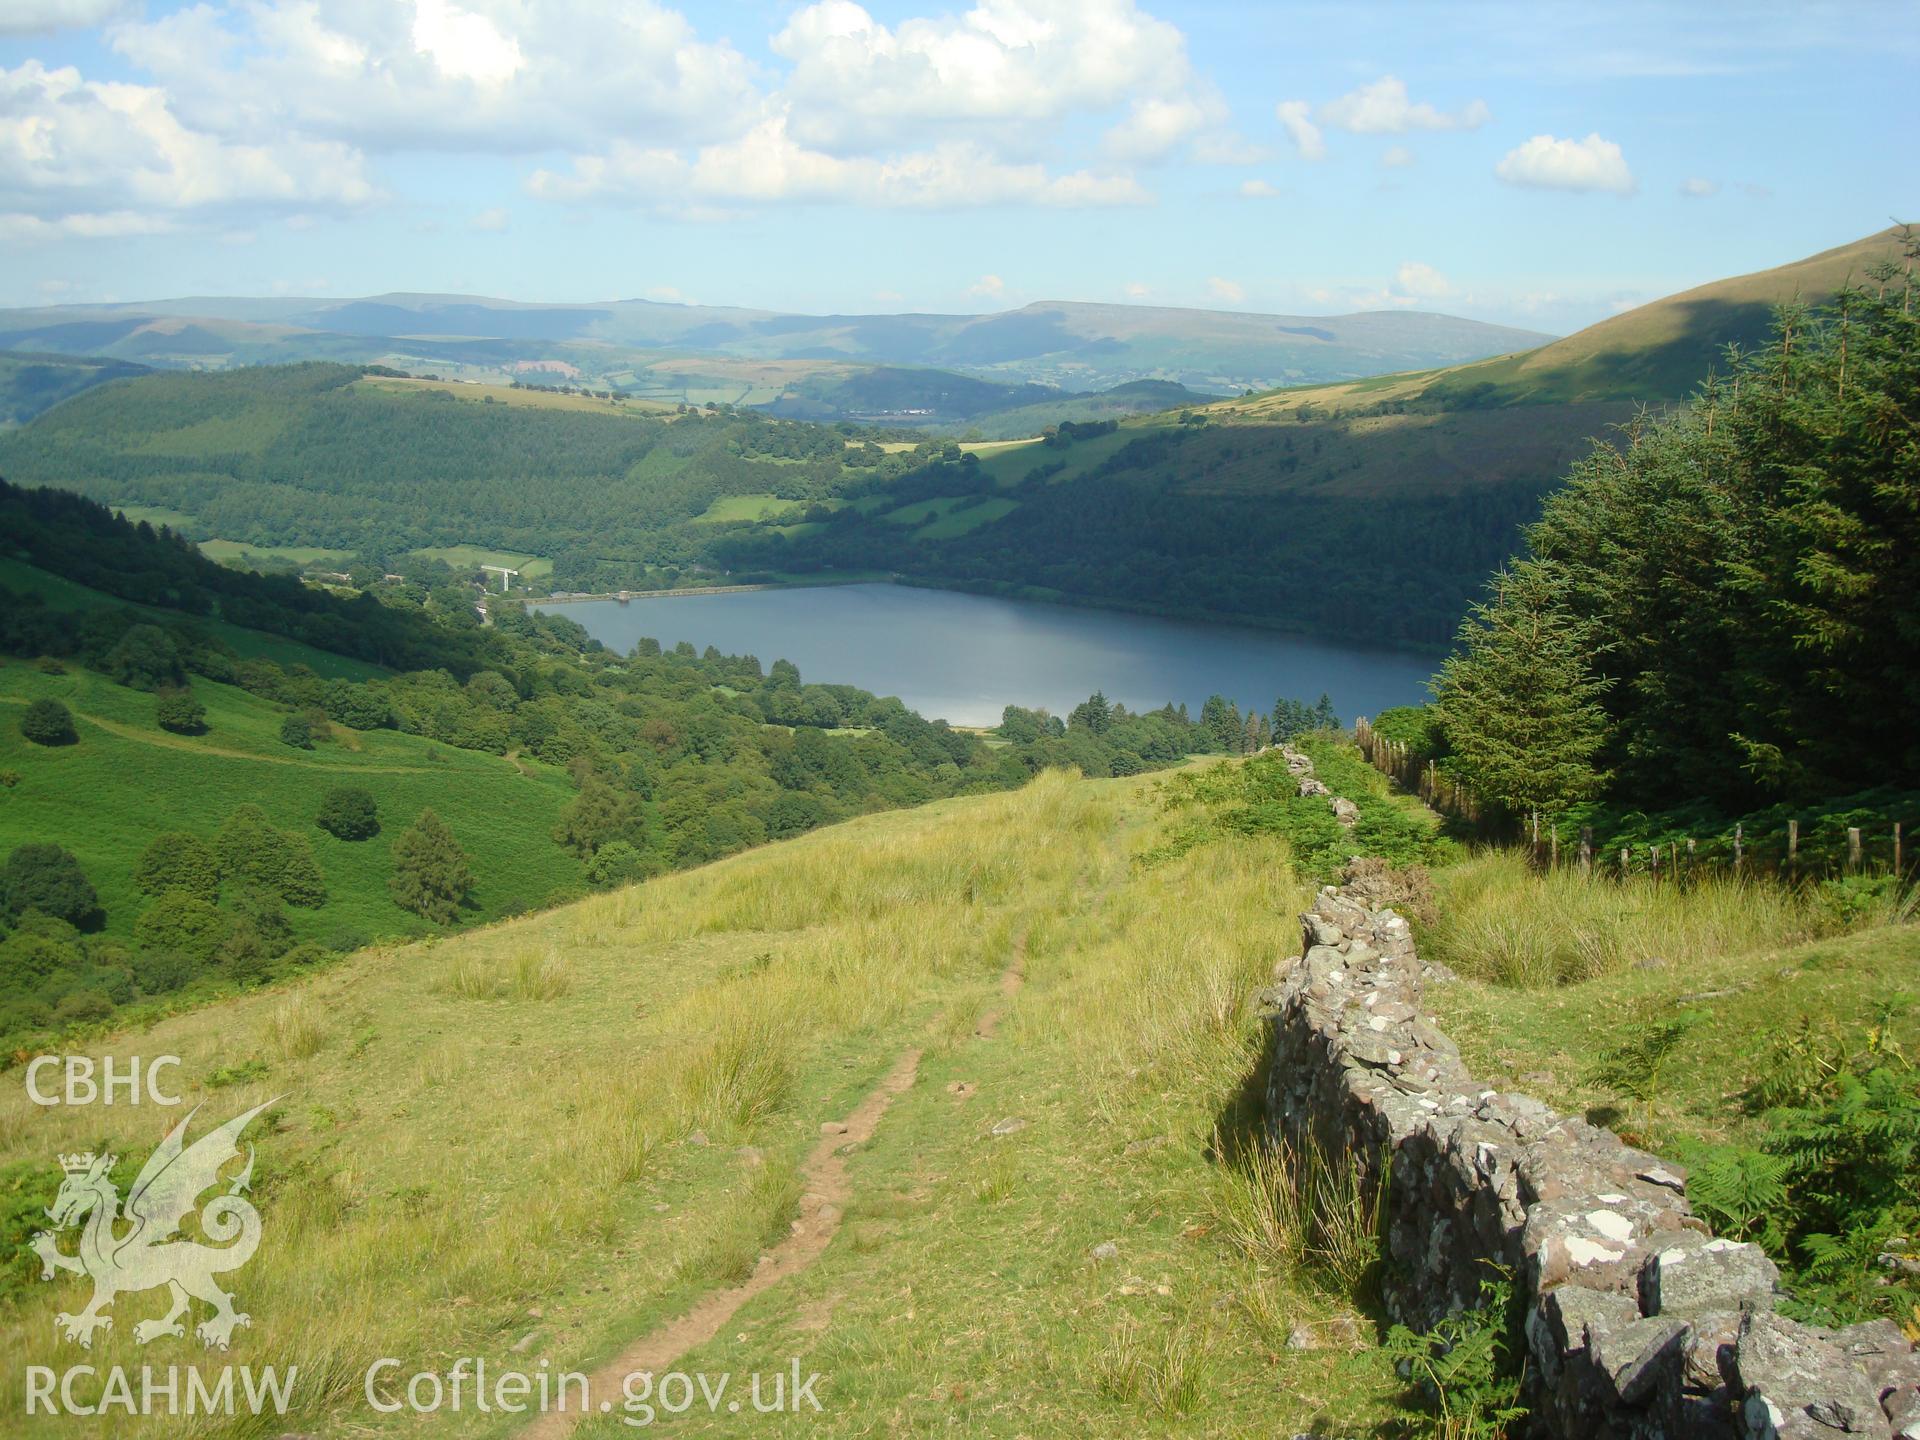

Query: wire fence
1352;716;1915;884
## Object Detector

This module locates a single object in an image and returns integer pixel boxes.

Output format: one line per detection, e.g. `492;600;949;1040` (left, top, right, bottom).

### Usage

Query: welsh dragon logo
32;1098;279;1350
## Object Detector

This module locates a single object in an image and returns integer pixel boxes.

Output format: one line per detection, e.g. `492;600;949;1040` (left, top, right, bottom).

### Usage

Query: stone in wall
1256;747;1917;1439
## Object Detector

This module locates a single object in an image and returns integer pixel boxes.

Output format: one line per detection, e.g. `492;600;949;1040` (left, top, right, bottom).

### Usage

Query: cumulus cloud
1277;76;1485;160
110;0;760;154
530;115;1149;211
1239;178;1279;198
1207;276;1246;304
1393;261;1454;299
968;274;1006;298
1319;76;1488;135
467;206;509;231
1680;176;1719;198
1496;133;1635;194
1275;99;1324;161
72;0;1186;227
0;0;129;35
771;0;1193;150
0;59;375;242
1122;280;1149;297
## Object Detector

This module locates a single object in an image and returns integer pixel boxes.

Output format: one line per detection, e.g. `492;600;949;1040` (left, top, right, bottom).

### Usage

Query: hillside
3;742;1911;1437
0;488;1240;1055
3;229;1902;655
0;290;1549;395
0;351;149;427
0;765;1412;1437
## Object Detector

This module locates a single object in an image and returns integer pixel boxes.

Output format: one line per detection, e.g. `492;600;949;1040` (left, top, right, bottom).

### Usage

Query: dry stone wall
1257;746;1920;1439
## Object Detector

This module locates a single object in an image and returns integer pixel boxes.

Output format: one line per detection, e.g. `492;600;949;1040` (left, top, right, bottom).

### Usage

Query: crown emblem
58;1152;97;1174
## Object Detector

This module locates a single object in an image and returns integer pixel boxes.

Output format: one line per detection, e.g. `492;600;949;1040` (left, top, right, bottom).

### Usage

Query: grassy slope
0;768;1402;1438
0;559;384;681
1429;905;1920;1153
0;351;150;427
1149;225;1917;501
0;657;581;946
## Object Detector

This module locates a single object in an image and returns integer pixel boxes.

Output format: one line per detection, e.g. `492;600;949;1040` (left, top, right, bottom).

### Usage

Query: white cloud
871;288;904;302
646;285;685;302
411;0;522;86
0;0;128;35
1381;145;1413;168
771;0;1194;151
110;1;761;155
1680;176;1719;198
467;206;509;231
1319;76;1488;136
1239;178;1279;198
1207;276;1245;304
1496;133;1635;194
1122;280;1149;297
0;0;1215;245
1394;261;1453;299
0;59;375;241
1106;94;1208;160
968;273;1006;298
1275;99;1324;161
531;115;1149;211
1277;76;1484;162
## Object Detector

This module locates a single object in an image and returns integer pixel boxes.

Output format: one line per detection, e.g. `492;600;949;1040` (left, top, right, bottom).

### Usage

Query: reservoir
536;583;1434;728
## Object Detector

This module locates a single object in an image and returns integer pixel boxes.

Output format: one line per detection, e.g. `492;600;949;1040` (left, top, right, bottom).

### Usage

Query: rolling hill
0;350;150;427
0;289;1548;399
2;227;1903;652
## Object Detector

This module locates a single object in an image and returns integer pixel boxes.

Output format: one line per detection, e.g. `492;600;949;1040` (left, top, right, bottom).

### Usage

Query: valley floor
0;765;1402;1438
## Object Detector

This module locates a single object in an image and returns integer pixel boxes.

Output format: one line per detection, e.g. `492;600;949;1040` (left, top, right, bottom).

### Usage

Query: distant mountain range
0;290;1550;406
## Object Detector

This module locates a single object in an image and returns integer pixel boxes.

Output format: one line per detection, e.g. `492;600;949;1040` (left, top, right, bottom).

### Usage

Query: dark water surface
536;583;1434;727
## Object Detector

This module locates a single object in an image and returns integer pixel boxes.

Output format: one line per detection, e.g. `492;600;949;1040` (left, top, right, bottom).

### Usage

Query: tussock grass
1424;850;1843;986
508;946;572;1001
265;993;327;1061
1209;1131;1382;1297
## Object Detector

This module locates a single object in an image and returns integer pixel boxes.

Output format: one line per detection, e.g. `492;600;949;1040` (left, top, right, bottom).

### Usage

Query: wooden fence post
1550;825;1560;871
1787;819;1798;880
1579;826;1593;877
1733;823;1744;871
1686;838;1697;879
1651;844;1661;883
1620;845;1630;877
1848;827;1862;871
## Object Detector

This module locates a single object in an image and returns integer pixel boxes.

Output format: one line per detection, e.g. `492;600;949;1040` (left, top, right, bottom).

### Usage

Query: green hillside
5;230;1904;654
0;486;1243;1057
0;653;581;949
0;350;149;427
0;289;1549;393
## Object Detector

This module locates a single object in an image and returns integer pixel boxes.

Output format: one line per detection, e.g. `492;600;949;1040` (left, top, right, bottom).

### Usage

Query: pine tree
390;809;474;924
1433;563;1612;826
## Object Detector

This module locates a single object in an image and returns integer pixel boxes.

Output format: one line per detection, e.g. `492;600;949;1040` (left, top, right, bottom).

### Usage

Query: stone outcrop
1256;747;1918;1438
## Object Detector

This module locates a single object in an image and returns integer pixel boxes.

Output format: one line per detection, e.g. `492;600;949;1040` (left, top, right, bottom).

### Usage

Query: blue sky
2;0;1912;332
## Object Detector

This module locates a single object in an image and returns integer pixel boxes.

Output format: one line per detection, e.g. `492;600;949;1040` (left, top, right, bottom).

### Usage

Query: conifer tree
390;809;474;924
1432;563;1612;827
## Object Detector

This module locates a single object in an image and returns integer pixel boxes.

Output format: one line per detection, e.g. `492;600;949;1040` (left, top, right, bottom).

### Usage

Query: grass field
108;501;201;531
1432;920;1920;1153
872;495;1022;538
198;540;354;568
0;766;1405;1437
409;546;555;583
972;427;1138;490
0;658;581;947
354;375;670;417
0;559;387;681
689;495;844;526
